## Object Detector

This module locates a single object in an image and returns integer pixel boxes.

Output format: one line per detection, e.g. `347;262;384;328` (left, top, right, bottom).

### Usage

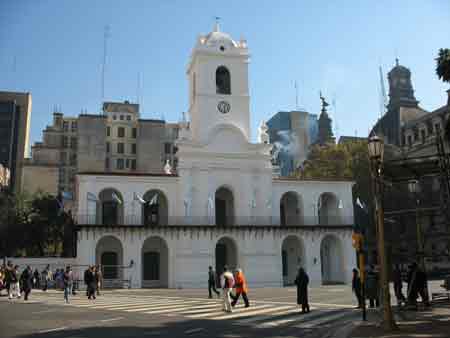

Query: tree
0;190;71;257
436;48;450;84
297;140;374;239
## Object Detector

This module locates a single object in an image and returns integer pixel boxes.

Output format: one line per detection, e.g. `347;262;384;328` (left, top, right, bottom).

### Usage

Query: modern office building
267;110;319;177
0;91;31;192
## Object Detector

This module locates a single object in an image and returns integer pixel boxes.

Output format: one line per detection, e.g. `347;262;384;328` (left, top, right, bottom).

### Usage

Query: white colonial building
75;24;356;289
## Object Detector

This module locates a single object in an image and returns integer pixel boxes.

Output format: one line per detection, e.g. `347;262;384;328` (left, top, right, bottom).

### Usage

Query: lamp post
368;135;397;330
408;179;425;269
408;179;429;303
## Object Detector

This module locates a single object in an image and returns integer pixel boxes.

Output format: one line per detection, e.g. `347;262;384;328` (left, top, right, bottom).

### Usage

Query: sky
1;0;449;146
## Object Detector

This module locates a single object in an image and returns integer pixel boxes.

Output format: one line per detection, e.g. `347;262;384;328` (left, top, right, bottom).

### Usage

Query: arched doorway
95;235;124;285
141;190;168;226
318;193;340;225
215;186;234;226
142;236;169;288
281;235;305;286
280;192;302;226
320;235;344;284
215;237;238;275
98;188;124;225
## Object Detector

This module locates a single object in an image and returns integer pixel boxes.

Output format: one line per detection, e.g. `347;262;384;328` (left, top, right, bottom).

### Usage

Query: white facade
75;24;356;288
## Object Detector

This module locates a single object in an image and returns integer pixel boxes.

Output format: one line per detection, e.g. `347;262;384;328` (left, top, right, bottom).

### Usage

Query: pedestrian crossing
2;291;356;329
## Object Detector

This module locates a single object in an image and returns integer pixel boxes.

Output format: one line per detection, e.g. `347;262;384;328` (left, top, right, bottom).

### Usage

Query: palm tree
436;48;450;85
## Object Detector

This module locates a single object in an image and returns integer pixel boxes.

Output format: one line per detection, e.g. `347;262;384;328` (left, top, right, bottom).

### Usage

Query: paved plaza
0;285;359;338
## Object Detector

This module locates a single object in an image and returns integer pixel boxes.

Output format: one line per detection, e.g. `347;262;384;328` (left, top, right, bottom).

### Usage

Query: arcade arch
281;235;305;286
141;236;169;288
215;186;234;226
215;237;238;275
318;192;340;225
141;190;169;226
320;234;344;284
95;235;124;282
280;191;303;226
98;188;124;225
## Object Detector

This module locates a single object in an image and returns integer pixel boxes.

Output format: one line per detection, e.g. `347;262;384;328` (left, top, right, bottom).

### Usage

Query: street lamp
368;135;397;330
408;179;428;302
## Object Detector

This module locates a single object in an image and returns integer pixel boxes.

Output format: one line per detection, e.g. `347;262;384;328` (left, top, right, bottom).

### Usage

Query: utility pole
379;66;387;117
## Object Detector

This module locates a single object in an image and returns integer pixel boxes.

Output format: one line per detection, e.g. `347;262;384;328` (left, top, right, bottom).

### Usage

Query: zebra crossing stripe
123;300;207;313
211;305;295;320
174;304;224;315
239;306;321;325
188;304;272;319
129;302;220;314
253;308;331;328
95;299;190;310
140;301;211;314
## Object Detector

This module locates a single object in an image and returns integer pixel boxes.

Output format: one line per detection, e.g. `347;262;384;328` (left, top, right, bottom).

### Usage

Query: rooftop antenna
101;25;111;112
294;80;299;110
136;72;141;109
378;65;388;117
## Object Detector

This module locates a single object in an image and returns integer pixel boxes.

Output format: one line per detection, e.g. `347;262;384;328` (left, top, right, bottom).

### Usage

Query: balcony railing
75;214;354;226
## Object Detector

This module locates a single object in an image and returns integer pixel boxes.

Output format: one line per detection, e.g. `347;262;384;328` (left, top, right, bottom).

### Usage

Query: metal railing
75;214;354;226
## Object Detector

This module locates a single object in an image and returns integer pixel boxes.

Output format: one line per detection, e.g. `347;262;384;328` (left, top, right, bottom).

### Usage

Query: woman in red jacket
231;268;249;308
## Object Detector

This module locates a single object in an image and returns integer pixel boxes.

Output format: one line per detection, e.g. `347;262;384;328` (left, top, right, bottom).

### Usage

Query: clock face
217;101;231;114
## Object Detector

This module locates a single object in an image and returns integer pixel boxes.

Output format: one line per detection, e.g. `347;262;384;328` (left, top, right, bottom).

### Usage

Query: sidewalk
347;300;450;338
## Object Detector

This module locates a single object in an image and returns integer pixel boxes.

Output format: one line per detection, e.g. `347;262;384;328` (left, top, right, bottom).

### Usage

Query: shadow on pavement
349;302;450;338
13;318;322;338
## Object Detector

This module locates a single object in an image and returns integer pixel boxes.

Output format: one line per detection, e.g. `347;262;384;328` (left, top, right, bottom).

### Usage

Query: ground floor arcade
76;225;356;289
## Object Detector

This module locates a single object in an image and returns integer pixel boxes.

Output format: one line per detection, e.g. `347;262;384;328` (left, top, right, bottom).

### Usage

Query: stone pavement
346;300;450;338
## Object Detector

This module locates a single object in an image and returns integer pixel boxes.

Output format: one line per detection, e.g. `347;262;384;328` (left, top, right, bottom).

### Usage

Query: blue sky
1;0;449;146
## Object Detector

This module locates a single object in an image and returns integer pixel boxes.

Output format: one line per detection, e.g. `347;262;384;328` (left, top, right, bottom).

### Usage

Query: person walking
21;266;33;301
407;263;419;309
294;267;310;313
208;266;220;299
95;265;102;296
83;266;90;296
231;268;249;308
33;269;40;289
42;265;51;291
393;264;406;306
86;266;96;300
9;265;21;299
365;265;380;308
220;266;234;313
352;268;363;308
4;261;13;298
63;266;73;303
415;266;430;307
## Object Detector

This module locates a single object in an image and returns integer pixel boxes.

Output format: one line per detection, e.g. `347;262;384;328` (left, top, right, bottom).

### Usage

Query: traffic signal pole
353;232;366;321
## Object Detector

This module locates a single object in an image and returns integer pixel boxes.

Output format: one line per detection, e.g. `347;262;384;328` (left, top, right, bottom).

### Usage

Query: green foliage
436;48;450;84
0;190;74;257
296;141;373;232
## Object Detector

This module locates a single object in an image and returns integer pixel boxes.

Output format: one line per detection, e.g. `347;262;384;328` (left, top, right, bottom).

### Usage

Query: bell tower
187;24;251;143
